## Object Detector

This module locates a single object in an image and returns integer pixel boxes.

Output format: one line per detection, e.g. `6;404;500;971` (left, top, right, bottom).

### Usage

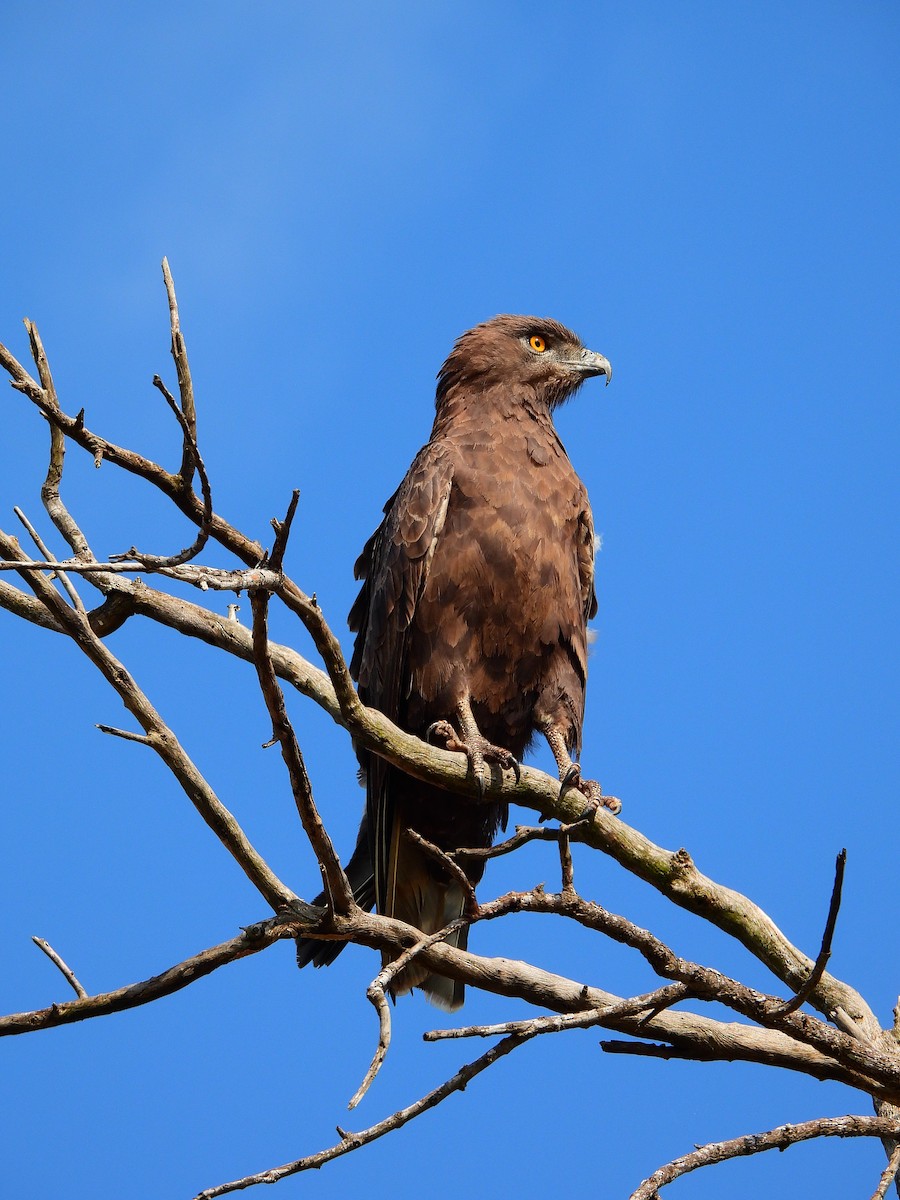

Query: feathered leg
538;718;622;817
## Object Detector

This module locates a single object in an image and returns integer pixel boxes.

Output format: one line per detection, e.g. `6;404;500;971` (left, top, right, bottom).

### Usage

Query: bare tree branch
194;1034;529;1199
872;1146;900;1200
248;577;353;914
0;529;297;912
774;848;846;1017
424;982;691;1042
13;505;85;610
161;257;197;486
629;1115;900;1200
31;937;88;999
2;916;309;1037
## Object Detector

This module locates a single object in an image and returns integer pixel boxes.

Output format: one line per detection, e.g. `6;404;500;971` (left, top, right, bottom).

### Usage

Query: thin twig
424;982;690;1042
107;372;212;569
195;1034;528;1198
405;829;478;916
40;407;94;562
872;1145;900;1200
452;823;570;862
349;916;470;1111
248;586;352;913
348;975;393;1112
559;828;574;894
774;849;847;1016
13;507;85;611
269;491;299;573
1;325;264;566
4;916;304;1037
161;257;197;487
31;937;88;999
0;528;297;912
96;724;153;746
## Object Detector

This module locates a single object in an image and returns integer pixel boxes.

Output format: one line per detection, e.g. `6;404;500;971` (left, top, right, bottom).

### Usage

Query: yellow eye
529;335;546;353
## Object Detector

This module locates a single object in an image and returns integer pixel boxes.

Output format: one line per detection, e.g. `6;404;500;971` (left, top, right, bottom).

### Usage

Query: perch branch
0;544;890;1060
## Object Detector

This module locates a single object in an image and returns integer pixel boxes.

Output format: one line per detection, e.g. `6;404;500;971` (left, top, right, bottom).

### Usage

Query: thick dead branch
466;888;900;1097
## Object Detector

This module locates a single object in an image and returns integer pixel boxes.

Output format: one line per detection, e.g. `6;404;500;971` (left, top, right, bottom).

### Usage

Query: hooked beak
574;347;613;385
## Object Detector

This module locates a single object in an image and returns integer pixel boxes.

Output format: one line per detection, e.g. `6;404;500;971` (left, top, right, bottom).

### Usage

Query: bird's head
435;315;612;412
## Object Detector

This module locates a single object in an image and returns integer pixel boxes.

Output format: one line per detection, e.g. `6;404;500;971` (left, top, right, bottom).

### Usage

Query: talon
574;777;622;820
428;697;519;798
560;762;581;792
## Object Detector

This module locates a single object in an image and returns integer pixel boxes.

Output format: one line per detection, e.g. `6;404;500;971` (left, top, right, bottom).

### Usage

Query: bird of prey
297;315;617;1009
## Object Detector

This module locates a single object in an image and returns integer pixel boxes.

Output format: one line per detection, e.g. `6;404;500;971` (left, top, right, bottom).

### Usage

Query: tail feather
383;823;468;1011
296;787;477;1011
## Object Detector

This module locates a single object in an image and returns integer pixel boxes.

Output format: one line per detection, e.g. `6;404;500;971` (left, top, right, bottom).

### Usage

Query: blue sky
2;4;898;1197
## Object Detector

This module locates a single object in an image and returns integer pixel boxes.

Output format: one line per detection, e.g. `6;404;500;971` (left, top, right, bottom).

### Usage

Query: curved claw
560;762;582;792
575;777;622;819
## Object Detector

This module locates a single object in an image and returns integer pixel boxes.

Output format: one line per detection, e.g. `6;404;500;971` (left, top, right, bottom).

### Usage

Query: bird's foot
559;764;622;818
426;721;520;796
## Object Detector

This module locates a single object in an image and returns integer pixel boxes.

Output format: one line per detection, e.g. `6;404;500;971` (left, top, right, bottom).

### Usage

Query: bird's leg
540;721;622;817
427;694;520;797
